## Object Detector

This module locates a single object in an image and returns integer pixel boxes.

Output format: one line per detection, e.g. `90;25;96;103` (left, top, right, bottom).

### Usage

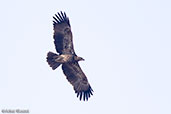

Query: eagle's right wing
53;12;75;55
62;62;93;101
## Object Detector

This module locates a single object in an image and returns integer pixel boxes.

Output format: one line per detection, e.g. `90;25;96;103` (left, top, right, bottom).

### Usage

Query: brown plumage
46;11;93;101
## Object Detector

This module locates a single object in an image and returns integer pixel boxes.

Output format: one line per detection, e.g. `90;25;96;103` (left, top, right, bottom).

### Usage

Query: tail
46;51;61;70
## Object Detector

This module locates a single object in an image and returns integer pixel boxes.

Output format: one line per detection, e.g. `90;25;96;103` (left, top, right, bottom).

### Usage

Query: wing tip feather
75;86;93;101
53;11;70;27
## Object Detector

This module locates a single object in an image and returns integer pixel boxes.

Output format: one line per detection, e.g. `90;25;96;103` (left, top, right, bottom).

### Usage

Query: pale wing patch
55;54;73;63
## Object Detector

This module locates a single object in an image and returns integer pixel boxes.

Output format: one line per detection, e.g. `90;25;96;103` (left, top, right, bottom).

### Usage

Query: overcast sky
0;0;171;114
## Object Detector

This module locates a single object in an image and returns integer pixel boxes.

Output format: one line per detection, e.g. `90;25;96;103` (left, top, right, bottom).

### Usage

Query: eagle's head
75;56;85;61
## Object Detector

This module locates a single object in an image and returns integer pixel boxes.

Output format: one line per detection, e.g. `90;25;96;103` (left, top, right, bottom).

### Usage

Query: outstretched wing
53;11;75;55
62;62;93;101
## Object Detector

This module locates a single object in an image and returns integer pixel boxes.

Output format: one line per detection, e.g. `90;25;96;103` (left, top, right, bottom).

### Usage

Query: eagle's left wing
53;12;76;55
62;62;93;101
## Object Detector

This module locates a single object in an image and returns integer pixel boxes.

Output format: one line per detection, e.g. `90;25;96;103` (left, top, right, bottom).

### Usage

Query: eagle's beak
80;57;85;61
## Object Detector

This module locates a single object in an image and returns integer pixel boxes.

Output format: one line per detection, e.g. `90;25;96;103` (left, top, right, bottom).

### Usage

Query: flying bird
46;11;93;101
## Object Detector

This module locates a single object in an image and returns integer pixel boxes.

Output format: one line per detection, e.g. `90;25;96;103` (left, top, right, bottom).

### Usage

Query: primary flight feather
46;11;93;101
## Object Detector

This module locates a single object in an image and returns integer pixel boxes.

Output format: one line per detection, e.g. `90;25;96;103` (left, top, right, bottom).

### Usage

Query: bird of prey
46;11;93;101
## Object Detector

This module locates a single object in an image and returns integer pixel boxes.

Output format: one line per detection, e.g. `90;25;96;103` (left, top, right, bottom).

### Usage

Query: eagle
46;11;93;101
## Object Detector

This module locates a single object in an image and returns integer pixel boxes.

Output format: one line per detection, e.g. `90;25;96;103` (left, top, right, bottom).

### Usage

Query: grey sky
0;0;171;114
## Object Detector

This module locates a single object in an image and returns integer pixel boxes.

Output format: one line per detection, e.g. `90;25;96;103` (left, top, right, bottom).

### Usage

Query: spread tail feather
46;52;61;70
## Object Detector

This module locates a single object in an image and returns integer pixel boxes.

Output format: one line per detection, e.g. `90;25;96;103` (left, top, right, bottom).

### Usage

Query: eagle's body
54;54;79;63
46;11;93;101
